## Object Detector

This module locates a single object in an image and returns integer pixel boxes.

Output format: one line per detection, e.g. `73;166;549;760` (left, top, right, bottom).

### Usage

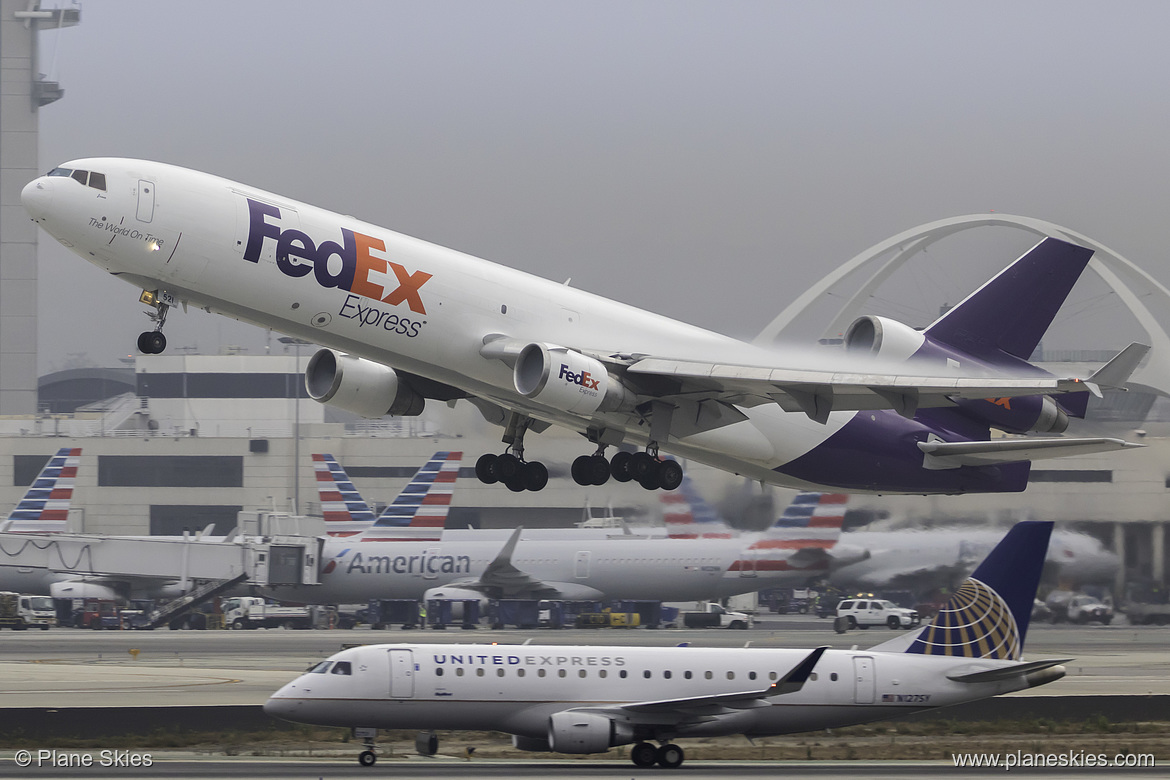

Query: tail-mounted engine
844;315;926;362
514;343;635;416
305;349;425;418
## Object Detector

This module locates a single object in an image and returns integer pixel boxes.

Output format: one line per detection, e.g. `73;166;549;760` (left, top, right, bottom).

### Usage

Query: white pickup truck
682;602;753;630
833;598;920;632
222;596;313;630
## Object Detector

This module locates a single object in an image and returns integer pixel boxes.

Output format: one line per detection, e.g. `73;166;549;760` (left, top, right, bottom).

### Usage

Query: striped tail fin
660;470;734;539
730;493;849;574
903;520;1053;660
313;453;376;537
359;452;462;541
2;447;81;533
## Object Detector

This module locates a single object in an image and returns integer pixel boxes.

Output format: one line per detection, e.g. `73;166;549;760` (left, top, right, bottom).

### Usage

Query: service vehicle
833;598;920;632
681;602;752;629
222;596;313;630
0;591;56;630
1123;581;1170;625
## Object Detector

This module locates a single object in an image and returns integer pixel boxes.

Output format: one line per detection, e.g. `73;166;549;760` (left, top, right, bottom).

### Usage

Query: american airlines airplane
265;521;1064;769
21;160;1145;495
268;487;864;604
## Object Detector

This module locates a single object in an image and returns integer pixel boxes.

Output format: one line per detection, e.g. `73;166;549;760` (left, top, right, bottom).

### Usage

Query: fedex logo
558;364;600;391
243;198;431;315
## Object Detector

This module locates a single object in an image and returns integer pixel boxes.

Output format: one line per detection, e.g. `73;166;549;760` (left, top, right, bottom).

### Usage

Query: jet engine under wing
624;343;1149;424
571;647;828;727
437;527;604;600
918;437;1143;470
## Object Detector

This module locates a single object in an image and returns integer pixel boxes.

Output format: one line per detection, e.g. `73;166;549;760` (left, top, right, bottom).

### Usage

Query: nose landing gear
137;290;170;354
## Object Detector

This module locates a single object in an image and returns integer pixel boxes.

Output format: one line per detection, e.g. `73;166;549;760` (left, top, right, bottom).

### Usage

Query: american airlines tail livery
266;521;1064;769
22;160;1146;494
0;447;80;534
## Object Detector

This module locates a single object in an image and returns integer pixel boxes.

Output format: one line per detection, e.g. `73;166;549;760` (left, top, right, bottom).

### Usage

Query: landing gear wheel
494;453;521;482
571;455;594;486
657;459;684;491
610;451;633;482
630;741;658;768
358;750;377;766
656;743;684;768
137;330;166;354
638;459;662;490
522;461;549;491
505;476;527;492
475;454;498;484
586;455;610;485
629;451;656;480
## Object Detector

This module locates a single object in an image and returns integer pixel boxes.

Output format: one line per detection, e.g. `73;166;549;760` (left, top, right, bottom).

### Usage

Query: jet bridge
0;530;323;597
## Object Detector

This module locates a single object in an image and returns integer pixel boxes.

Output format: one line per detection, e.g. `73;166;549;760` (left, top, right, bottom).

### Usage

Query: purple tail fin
925;237;1093;363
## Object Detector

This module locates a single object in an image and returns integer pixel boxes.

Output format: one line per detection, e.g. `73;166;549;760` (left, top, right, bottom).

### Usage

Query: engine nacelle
953;394;1069;434
547;711;633;754
50;580;120;600
305;349;424;418
512;735;551;752
514;343;634;416
844;315;926;362
421;586;491;619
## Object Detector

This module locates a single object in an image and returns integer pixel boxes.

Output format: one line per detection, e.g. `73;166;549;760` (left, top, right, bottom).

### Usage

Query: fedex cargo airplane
21;160;1146;495
266;521;1065;769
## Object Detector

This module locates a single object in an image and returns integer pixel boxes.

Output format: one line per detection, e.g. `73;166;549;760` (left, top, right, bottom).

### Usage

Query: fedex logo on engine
558;364;600;391
243;198;431;315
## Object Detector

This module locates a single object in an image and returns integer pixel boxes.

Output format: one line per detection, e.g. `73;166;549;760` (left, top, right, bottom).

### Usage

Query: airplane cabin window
769;672;778;681
727;671;736;680
497;669;505;677
598;669;607;678
330;661;352;675
537;669;546;678
48;167;73;177
71;169;88;185
830;673;839;681
749;671;757;680
619;670;628;679
476;668;484;677
809;672;818;681
704;671;713;680
578;670;587;678
663;670;672;679
455;668;464;677
435;668;444;676
517;668;525;677
88;172;107;191
684;671;693;679
558;669;567;678
309;661;333;674
643;670;651;679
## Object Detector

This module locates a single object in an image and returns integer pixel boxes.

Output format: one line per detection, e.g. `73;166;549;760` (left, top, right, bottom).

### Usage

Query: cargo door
852;655;875;704
388;648;415;698
136;180;155;222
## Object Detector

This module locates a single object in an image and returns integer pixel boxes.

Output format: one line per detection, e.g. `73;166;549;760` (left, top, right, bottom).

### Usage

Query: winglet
767;646;828;696
1083;342;1149;397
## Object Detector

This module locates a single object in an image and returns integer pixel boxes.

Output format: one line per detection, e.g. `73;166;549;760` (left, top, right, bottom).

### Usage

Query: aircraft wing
622;343;1149;424
919;437;1143;470
444;527;601;600
567;647;826;727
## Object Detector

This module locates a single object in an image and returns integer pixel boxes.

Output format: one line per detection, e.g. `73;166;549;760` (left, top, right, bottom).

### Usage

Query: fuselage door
852;655;875;704
388;648;415;698
574;551;590;579
423;548;440;579
136;180;155;223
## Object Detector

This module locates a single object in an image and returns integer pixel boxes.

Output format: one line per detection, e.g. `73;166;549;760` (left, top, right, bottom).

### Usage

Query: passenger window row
434;667;792;681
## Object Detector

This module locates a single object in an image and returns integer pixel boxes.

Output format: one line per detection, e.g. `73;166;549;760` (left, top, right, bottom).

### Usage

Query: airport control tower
0;1;79;414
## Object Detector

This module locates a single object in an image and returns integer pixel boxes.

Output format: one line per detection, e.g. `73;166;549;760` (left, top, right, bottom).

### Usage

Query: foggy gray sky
30;0;1170;371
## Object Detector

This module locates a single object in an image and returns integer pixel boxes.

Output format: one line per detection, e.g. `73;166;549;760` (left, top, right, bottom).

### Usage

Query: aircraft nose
21;177;52;220
263;693;301;721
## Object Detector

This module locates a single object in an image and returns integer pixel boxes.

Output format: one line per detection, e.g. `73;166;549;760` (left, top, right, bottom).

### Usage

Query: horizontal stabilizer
947;658;1071;684
1083;342;1150;397
919;437;1142;470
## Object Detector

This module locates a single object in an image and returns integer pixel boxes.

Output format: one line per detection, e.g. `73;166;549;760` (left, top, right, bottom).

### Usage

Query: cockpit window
331;661;353;676
48;167;73;177
71;170;88;185
88;172;107;191
308;661;333;674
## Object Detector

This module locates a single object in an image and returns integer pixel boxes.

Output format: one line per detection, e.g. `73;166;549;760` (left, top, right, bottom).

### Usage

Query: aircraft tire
475;454;498;484
494;453;521;482
138;330;166;354
504;476;527;492
657;460;683;491
629;452;656;480
610;451;633;482
358;750;376;766
588;455;610;485
571;455;593;486
630;742;658;768
522;461;549;491
656;743;684;769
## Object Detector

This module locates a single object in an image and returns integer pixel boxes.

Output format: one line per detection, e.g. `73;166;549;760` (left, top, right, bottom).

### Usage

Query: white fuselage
265;642;1039;740
267;532;821;604
22;159;851;489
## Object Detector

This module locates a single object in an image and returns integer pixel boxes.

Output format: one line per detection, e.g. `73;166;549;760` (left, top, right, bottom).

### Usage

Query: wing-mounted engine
514;343;635;416
547;711;634;754
305;349;425;417
951;394;1069;434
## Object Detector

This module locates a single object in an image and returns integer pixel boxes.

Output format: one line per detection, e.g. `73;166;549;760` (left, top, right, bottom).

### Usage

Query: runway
2;617;1169;708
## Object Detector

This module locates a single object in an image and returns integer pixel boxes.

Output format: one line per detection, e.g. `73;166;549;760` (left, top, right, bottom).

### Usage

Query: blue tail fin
363;451;461;537
313;453;376;537
905;520;1052;660
1;447;81;533
925;238;1093;363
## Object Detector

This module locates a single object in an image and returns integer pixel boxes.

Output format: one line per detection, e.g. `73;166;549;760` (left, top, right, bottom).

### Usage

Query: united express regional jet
22;160;1146;495
265;521;1065;769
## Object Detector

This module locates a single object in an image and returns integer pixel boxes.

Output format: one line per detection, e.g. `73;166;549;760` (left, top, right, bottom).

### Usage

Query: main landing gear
630;740;685;769
573;445;683;491
137;290;170;354
475;412;549;492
